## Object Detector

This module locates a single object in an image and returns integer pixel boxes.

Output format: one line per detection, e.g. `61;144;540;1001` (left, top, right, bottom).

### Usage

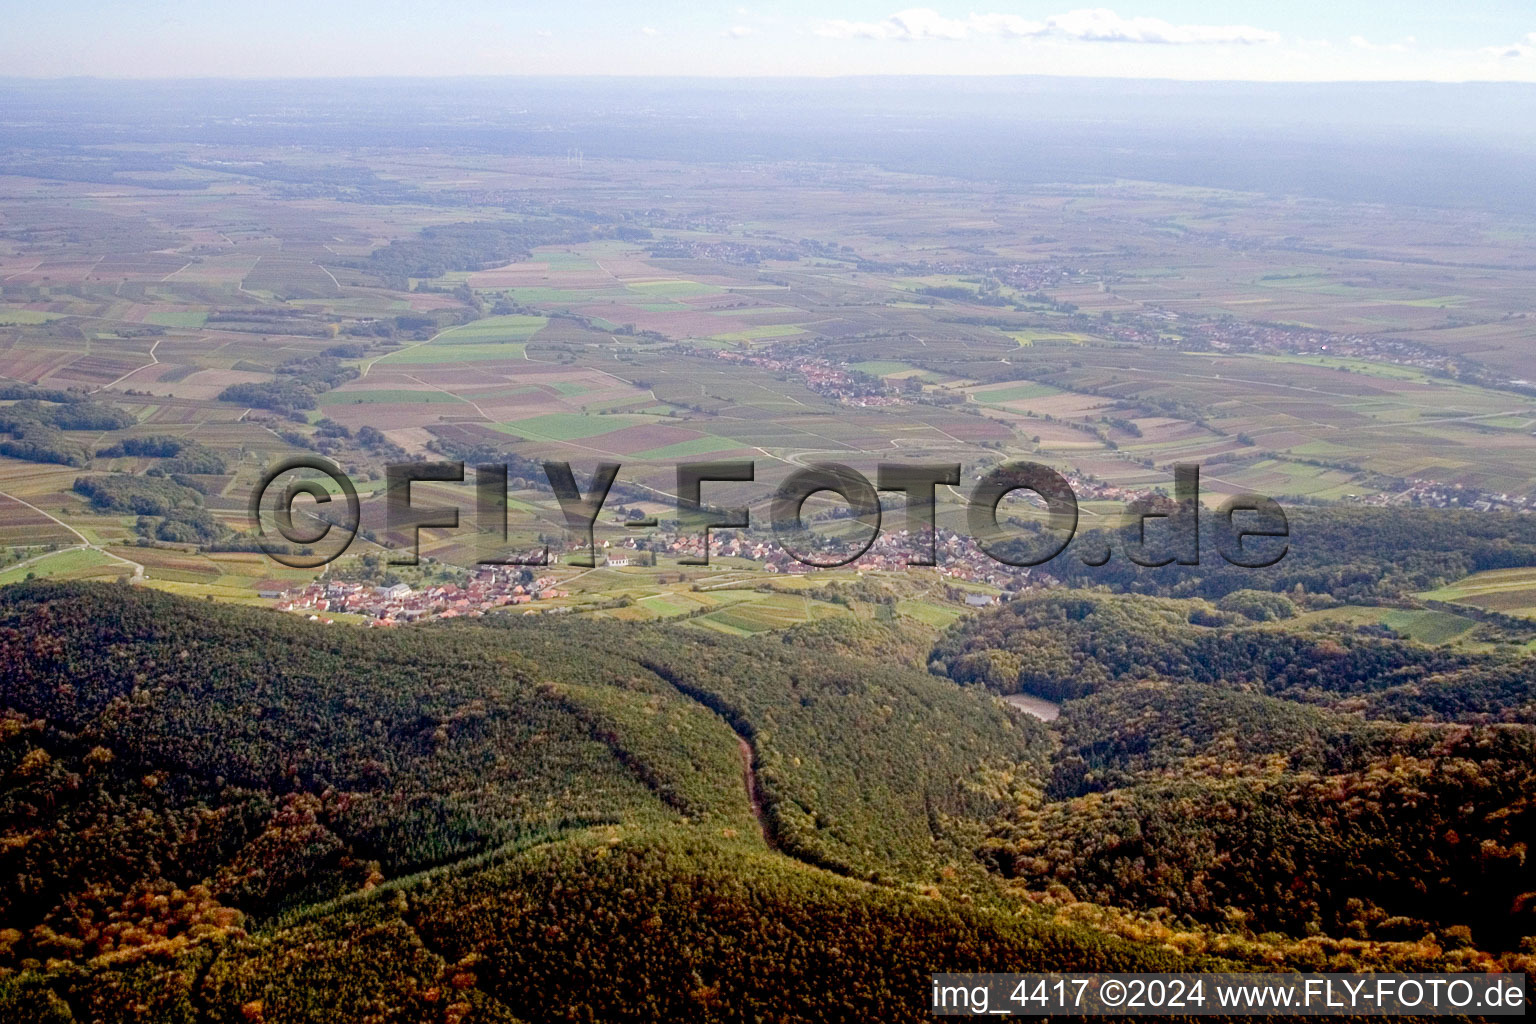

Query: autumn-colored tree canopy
1;581;1532;1022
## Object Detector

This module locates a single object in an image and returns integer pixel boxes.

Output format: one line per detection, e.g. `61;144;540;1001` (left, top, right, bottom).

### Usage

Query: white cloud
1484;32;1536;59
723;25;755;38
967;13;1047;38
640;26;659;36
817;9;978;40
1049;9;1280;45
814;7;1279;45
1349;34;1417;53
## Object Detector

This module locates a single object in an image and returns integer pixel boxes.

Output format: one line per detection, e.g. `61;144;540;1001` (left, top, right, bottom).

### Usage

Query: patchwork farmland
1;147;1534;620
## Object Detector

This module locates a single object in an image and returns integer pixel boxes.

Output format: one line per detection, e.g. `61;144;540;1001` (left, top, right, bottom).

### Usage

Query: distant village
264;527;1032;625
707;348;907;407
264;515;1065;625
267;569;570;626
653;526;1036;595
262;471;1175;625
1344;478;1532;513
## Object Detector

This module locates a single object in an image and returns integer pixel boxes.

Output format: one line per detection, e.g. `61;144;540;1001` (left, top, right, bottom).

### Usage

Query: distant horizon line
3;72;1536;88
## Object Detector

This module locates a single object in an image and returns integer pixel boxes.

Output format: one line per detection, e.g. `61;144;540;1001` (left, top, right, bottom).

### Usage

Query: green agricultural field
372;315;547;364
378;341;525;364
1242;353;1442;383
497;412;653;441
536;252;600;270
894;598;963;627
318;389;468;406
503;287;616;303
971;382;1064;403
1203;458;1361;499
1420;566;1536;618
0;309;64;325
1006;330;1097;346
439;314;548;340
693;592;849;634
848;360;917;376
1253;272;1363;295
1294;605;1481;645
709;324;806;344
891;274;975;292
141;579;287;606
711;305;803;316
638;592;710;617
0;548;128;584
627;280;723;298
626;436;745;461
143;311;209;327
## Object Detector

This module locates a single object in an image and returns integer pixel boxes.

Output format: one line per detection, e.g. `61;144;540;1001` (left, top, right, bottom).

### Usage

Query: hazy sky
5;1;1536;81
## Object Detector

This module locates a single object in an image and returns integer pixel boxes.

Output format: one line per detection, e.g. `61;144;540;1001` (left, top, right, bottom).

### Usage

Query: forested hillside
936;592;1536;952
0;583;1079;1022
1;582;1533;1022
1041;508;1536;602
931;590;1536;721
